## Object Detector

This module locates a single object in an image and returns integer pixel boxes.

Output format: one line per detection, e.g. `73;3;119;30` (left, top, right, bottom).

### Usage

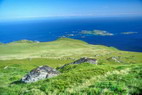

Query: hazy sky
0;0;142;20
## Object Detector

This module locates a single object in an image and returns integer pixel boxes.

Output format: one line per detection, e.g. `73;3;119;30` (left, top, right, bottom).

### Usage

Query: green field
0;38;142;95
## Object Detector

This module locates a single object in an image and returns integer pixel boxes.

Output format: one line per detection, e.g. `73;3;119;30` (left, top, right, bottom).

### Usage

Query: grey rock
71;57;97;64
21;66;59;83
59;57;97;69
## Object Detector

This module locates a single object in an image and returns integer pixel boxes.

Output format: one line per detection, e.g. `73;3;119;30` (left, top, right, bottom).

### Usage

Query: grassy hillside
0;38;142;64
0;38;142;95
0;62;142;95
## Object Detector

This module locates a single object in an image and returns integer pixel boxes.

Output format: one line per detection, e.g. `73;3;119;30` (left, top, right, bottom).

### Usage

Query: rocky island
80;30;114;36
121;32;138;35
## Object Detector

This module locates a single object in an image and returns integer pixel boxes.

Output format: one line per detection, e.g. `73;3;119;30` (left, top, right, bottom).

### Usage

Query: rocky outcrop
71;57;97;64
21;66;60;83
59;57;97;69
21;58;97;83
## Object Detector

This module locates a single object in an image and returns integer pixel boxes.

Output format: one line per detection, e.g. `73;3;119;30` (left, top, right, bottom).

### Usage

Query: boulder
21;66;59;83
71;57;97;64
59;57;97;69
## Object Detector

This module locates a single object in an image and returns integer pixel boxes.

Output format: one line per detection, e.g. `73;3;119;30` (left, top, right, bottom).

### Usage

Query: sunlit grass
0;38;142;95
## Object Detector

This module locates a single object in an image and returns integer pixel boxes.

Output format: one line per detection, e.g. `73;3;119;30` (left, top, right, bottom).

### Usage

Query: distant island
80;30;114;36
121;32;138;35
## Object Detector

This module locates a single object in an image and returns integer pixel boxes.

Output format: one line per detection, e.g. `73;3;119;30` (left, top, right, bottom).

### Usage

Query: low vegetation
0;38;142;95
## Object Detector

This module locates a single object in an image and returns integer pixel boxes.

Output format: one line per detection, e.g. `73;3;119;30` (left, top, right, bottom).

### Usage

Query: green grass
0;62;142;95
0;38;142;64
74;65;142;95
0;38;142;95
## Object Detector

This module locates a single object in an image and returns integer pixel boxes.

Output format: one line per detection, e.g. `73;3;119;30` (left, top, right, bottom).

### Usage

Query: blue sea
0;17;142;52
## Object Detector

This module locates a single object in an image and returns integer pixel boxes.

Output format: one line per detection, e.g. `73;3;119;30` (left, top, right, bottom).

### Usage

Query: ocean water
0;17;142;52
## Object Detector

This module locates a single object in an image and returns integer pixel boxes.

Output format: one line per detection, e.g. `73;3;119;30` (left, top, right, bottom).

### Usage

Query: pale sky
0;0;142;20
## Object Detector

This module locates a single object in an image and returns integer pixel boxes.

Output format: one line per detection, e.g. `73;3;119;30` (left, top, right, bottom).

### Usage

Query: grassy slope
0;38;142;64
0;38;91;60
0;38;142;95
0;63;142;95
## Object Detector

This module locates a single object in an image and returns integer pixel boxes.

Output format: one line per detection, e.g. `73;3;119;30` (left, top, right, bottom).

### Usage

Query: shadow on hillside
10;80;24;85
